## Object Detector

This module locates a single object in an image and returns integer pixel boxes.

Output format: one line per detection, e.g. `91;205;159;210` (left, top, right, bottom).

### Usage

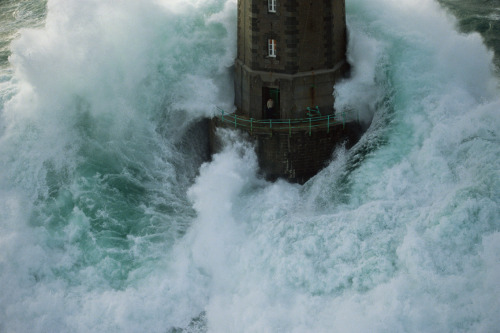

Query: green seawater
439;0;500;71
0;0;499;332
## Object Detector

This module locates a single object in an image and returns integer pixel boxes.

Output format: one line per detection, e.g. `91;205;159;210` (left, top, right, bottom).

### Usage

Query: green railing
214;107;357;136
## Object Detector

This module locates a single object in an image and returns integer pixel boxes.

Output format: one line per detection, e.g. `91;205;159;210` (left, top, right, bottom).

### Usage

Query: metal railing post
327;115;330;133
250;118;253;134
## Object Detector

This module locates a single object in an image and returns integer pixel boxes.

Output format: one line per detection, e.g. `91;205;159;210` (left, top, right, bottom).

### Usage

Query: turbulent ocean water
0;0;499;332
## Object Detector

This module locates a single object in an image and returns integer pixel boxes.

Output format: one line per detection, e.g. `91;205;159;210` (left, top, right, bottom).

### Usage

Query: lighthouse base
210;118;362;184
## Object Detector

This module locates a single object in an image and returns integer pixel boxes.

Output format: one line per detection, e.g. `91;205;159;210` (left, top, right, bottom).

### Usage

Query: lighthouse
234;0;348;119
211;0;362;183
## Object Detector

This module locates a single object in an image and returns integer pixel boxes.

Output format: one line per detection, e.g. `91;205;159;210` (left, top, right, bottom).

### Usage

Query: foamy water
0;0;499;332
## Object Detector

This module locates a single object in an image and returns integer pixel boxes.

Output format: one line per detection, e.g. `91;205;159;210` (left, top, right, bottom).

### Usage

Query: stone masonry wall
210;118;362;184
237;0;346;74
235;0;348;119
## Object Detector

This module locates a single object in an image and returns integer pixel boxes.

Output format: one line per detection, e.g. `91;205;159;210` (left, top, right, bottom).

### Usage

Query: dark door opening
262;87;280;119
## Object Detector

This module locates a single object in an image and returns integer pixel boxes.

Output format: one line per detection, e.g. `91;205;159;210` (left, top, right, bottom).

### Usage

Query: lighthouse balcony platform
212;107;358;136
209;108;363;184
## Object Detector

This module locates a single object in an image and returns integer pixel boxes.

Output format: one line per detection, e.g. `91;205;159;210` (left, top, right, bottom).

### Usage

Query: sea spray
0;0;236;332
0;0;498;332
187;0;500;331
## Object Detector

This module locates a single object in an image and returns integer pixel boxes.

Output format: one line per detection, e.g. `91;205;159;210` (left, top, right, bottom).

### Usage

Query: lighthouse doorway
263;87;280;119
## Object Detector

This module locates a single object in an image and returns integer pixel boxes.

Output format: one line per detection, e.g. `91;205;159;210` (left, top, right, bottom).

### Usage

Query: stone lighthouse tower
210;0;361;184
234;0;349;119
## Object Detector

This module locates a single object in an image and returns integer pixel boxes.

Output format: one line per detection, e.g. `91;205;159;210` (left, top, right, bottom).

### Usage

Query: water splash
0;0;499;332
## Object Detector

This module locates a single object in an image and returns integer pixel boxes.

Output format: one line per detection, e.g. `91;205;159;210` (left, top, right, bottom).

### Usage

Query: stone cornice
235;59;346;80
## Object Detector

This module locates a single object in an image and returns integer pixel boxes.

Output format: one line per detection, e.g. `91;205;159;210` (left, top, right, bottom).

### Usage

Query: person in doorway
266;98;274;118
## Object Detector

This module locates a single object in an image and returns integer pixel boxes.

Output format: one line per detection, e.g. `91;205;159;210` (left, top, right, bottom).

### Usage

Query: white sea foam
0;0;499;332
0;0;236;332
184;0;500;331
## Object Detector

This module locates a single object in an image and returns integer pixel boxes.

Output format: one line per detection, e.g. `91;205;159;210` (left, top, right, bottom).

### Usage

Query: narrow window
268;39;277;57
268;0;276;13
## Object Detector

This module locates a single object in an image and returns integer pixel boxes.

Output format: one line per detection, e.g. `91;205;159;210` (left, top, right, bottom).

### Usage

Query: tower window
268;39;277;57
268;0;276;13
